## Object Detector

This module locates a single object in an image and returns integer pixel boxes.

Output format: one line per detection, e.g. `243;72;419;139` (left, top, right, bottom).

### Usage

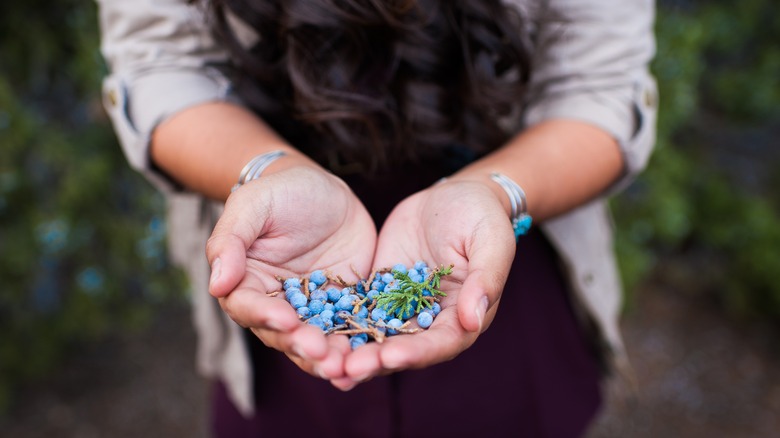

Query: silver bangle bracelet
490;172;533;239
231;150;286;193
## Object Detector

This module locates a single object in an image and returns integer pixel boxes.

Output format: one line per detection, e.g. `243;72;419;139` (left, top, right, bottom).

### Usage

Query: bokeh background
1;0;779;436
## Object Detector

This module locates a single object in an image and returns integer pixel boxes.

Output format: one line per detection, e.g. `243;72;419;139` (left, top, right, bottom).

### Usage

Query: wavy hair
207;0;531;170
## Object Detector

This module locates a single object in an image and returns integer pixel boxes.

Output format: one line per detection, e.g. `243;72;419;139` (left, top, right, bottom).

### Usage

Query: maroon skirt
211;164;603;438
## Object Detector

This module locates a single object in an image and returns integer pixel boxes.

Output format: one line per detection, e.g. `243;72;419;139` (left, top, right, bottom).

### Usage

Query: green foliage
376;265;451;318
0;1;186;412
614;0;780;318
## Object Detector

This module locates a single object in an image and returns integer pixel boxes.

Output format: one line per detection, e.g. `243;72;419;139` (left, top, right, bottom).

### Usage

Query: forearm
451;120;623;222
150;102;319;201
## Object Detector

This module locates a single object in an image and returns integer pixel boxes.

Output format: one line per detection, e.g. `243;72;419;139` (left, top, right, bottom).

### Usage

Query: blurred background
1;0;778;436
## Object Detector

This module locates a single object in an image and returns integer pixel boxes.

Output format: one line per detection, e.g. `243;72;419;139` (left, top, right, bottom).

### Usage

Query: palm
207;167;376;380
343;180;517;380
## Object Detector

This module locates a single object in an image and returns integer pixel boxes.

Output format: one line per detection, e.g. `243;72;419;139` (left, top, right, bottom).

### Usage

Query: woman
98;0;657;436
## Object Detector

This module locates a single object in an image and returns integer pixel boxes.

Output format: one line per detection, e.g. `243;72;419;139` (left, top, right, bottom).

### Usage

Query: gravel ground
2;284;779;437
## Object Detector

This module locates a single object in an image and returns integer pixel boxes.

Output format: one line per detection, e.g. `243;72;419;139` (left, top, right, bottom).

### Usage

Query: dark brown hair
208;0;531;171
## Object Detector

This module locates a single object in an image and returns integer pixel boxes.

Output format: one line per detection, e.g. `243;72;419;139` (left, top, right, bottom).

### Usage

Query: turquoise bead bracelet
490;172;532;240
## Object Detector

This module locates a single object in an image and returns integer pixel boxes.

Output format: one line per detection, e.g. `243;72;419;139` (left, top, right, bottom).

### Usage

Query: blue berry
392;263;408;275
410;274;423;283
283;278;301;290
366;290;379;301
308;282;317;292
307;315;325;330
297;306;311;318
308;300;324;315
285;287;302;300
357;306;369;319
371;280;385;292
413;260;427;271
386;318;403;335
371;307;387;322
323;303;335;312
350;336;367;350
381;273;394;284
417;311;433;329
335;296;353;312
309;270;327;286
408;268;419;278
431;302;441;316
310;289;327;302
395;305;414;320
341;288;352;296
289;292;308;309
326;288;341;303
334;310;351;325
320;309;334;322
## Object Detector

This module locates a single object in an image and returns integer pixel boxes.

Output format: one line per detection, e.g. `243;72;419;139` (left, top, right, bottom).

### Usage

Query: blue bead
513;214;533;238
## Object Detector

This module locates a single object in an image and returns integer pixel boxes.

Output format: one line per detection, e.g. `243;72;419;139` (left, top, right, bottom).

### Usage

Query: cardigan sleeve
97;0;242;191
519;0;658;193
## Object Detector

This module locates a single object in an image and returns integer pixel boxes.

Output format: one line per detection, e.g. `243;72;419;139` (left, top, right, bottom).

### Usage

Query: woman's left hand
335;178;517;389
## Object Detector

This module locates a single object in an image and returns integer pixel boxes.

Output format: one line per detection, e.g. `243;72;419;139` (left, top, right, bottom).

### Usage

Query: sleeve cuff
102;67;240;192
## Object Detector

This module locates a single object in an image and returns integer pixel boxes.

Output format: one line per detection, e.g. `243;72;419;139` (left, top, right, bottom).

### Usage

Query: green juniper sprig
376;264;454;319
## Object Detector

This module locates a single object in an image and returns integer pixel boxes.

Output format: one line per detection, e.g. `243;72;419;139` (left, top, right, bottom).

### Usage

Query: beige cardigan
97;0;658;416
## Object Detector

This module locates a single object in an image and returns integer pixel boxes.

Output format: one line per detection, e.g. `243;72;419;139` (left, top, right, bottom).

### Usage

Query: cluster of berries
273;261;453;349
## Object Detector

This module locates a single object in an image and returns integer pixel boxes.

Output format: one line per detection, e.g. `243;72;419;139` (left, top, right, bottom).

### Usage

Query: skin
152;100;622;389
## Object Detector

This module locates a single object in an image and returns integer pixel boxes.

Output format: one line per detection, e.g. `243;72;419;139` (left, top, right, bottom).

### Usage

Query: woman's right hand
205;165;377;382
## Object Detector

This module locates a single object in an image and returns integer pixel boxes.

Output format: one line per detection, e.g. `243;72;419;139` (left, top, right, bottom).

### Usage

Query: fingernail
475;296;489;332
209;257;221;287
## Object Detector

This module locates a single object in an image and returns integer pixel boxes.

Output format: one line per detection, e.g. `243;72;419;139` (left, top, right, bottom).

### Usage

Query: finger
378;307;475;371
219;288;300;332
206;188;272;298
250;323;330;362
343;340;383;382
456;219;515;333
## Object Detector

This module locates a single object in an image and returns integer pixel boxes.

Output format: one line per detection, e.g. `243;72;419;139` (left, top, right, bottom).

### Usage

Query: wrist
445;171;532;239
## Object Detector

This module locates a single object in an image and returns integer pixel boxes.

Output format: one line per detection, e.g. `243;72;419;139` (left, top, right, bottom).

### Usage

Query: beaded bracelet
231;150;286;193
490;172;533;239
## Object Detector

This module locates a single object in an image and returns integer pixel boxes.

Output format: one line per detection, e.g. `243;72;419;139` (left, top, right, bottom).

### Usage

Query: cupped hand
206;166;376;381
340;178;517;385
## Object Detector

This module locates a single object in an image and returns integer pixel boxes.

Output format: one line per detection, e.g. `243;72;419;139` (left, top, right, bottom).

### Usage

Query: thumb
457;219;516;333
206;186;272;298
